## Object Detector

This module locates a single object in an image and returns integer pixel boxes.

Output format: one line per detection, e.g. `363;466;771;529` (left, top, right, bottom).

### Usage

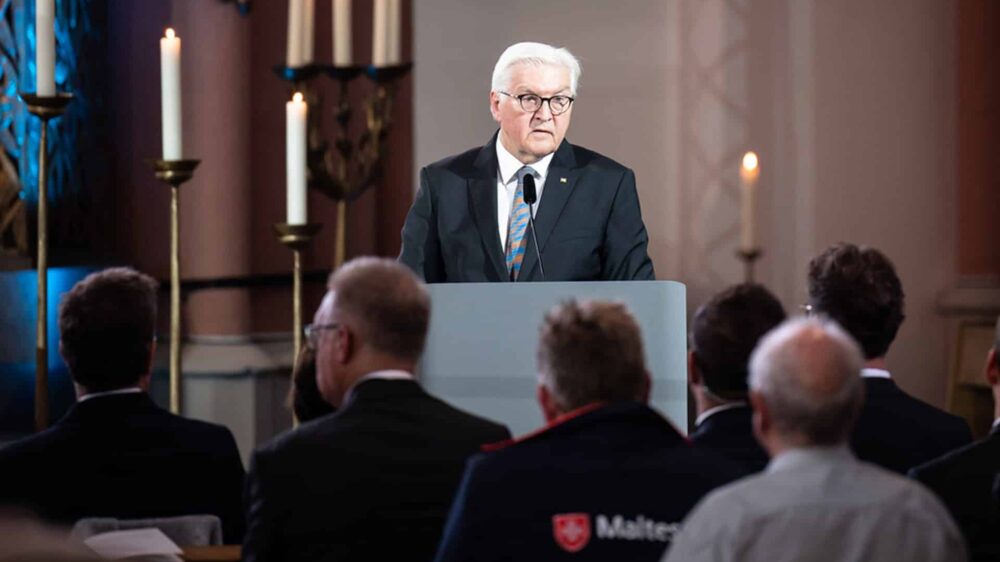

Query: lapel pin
560;177;567;183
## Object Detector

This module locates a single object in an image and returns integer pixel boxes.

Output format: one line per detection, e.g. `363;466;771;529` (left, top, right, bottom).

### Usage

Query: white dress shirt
694;402;748;428
343;369;414;404
861;368;892;379
496;140;553;252
78;386;143;402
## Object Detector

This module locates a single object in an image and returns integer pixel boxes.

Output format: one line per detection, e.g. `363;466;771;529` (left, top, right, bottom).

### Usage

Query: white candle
386;0;400;65
739;151;760;252
286;92;308;225
286;0;304;67
301;0;315;64
160;28;183;160
372;0;387;67
35;0;55;96
333;0;352;66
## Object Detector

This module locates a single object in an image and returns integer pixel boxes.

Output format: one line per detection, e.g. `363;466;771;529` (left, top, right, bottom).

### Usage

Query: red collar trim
480;402;606;453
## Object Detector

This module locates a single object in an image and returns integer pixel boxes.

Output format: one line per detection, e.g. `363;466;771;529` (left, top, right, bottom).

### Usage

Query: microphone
521;174;546;281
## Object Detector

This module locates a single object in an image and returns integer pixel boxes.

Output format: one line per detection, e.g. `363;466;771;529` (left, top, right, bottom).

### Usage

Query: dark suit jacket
910;428;1000;562
690;405;769;473
434;402;744;562
243;378;511;562
851;377;972;474
399;134;655;282
0;393;246;542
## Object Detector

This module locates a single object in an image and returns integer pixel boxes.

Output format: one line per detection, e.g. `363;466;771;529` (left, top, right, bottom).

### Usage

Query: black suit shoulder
910;434;1000;561
0;394;246;542
853;378;973;473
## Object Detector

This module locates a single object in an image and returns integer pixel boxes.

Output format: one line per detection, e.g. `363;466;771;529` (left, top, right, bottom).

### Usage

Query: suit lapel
519;140;579;281
470;136;507;280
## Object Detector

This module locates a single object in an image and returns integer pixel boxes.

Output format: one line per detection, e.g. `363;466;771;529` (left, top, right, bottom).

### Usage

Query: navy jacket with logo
433;402;744;562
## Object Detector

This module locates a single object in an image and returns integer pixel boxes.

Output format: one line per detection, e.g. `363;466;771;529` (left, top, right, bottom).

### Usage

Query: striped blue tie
505;166;536;280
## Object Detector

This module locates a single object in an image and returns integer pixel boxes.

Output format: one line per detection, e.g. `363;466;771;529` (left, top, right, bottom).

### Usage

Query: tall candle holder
147;159;201;415
273;223;322;361
274;62;412;269
737;248;762;284
22;92;73;432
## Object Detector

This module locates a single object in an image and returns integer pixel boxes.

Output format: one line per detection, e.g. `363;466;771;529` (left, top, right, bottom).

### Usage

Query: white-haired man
663;318;965;562
399;42;654;282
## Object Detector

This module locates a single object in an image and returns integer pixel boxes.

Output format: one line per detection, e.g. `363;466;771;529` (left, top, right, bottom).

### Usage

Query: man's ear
335;326;353;365
489;91;502;122
986;348;999;387
537;384;561;424
687;351;702;387
749;390;770;440
639;370;652;404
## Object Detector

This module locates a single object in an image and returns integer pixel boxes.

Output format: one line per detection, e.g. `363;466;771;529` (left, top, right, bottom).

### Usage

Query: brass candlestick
22;92;73;432
274;223;322;361
148;159;201;415
737;248;762;284
274;63;412;270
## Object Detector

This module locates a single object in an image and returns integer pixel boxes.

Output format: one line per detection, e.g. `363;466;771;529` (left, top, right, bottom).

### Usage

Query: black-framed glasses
305;323;339;347
499;91;575;115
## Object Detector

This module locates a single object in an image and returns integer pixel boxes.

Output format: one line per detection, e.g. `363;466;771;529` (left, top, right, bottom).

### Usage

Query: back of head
328;257;430;363
749;317;865;446
537;299;647;412
58;267;158;392
807;243;905;359
492;41;582;96
691;283;787;400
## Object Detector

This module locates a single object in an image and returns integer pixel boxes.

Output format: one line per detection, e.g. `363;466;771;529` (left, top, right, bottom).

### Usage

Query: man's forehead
508;63;570;93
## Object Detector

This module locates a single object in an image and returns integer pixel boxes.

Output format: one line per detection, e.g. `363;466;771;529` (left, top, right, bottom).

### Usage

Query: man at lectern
399;42;655;282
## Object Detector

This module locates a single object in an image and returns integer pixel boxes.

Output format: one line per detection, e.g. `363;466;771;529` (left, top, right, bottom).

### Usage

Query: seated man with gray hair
664;317;965;562
434;299;742;562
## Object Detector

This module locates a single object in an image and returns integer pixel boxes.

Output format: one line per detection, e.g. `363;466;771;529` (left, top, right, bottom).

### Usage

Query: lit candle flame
293;92;304;103
165;28;176;39
742;151;759;172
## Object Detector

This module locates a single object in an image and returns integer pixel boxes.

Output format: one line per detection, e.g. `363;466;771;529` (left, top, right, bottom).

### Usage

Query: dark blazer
434;402;744;562
690;405;769;473
851;377;972;474
243;378;511;562
399;134;655;282
910;428;1000;562
0;392;246;542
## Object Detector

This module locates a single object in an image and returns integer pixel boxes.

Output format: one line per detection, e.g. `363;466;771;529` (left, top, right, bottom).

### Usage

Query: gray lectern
419;281;687;437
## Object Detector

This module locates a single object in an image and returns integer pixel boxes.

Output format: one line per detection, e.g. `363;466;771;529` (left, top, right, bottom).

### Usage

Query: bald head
327;257;431;362
750;317;865;446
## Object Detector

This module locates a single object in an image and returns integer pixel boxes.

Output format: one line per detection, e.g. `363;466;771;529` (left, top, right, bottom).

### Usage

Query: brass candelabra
148;159;201;415
274;62;412;269
22;92;73;432
737;248;762;284
273;223;322;361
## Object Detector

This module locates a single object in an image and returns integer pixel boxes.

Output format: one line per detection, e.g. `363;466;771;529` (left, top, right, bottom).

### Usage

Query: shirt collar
993;418;1000;431
767;444;854;473
496;137;554;185
343;369;414;404
78;387;144;402
695;402;748;428
861;368;892;379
